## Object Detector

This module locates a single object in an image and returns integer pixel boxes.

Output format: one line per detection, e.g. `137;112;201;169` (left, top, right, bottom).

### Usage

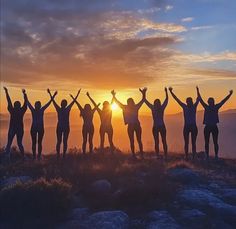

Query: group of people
2;86;233;161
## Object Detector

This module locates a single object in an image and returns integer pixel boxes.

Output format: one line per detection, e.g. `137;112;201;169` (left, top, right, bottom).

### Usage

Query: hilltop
0;150;236;228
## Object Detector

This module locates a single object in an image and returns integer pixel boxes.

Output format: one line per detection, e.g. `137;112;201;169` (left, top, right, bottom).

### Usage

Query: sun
111;103;118;111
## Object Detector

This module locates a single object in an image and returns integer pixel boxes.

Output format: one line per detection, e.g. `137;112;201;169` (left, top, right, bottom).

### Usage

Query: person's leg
82;126;88;154
160;126;168;158
135;124;143;157
16;129;24;157
191;126;198;159
63;128;70;158
128;124;135;157
152;126;159;156
37;129;44;160
30;129;37;159
99;126;105;150
204;126;210;159
183;126;189;159
56;126;62;159
89;125;94;153
212;125;219;159
108;126;114;152
5;129;15;157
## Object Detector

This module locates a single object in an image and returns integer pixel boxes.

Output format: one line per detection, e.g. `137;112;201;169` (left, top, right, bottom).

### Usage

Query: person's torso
204;106;219;126
183;105;197;126
152;107;165;127
82;111;94;127
57;108;70;128
100;110;112;127
10;109;25;129
31;109;44;129
123;106;139;125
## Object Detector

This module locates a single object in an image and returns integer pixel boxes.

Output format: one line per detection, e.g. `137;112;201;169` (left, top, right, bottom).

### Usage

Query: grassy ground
0;148;236;226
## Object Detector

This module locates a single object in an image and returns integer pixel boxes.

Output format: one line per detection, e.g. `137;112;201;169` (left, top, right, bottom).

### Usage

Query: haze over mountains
0;109;235;158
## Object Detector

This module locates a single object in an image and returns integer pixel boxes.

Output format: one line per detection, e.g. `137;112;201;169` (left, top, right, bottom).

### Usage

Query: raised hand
165;87;168;93
86;92;90;97
3;87;8;92
70;94;75;99
52;91;57;98
139;87;147;95
22;89;26;95
111;90;116;97
169;87;173;92
229;90;233;95
76;89;81;97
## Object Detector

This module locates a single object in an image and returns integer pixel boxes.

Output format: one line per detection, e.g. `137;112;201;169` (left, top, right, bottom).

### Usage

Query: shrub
0;178;72;221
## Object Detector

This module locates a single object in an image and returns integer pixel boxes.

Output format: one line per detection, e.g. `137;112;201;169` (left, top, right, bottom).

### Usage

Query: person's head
34;101;42;110
61;99;67;108
13;101;21;109
186;97;193;107
207;97;215;106
127;98;135;107
153;99;161;108
84;104;92;112
103;101;110;110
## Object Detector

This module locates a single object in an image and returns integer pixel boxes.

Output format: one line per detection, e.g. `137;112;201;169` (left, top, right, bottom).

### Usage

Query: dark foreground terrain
0;149;236;229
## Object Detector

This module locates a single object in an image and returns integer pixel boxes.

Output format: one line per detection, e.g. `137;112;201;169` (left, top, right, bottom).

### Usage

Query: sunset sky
1;0;236;114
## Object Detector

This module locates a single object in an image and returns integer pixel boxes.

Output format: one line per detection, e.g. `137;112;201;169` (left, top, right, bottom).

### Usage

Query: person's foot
140;152;144;160
214;154;219;161
57;153;60;160
185;154;189;160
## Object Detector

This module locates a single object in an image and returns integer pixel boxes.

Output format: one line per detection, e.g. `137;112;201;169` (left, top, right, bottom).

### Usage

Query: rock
70;208;89;221
178;188;236;224
221;188;236;205
82;210;129;229
0;176;32;189
146;211;180;229
91;179;111;195
167;168;201;185
180;209;207;225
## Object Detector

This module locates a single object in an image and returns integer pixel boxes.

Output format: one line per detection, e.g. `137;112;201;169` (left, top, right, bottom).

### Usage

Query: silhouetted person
3;87;27;160
71;94;100;154
49;89;80;159
87;92;114;152
169;87;199;159
26;89;57;160
111;88;146;158
145;88;168;158
197;87;233;160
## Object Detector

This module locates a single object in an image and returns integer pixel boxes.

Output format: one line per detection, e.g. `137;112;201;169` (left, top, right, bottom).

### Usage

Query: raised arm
136;87;147;109
48;89;60;112
144;98;153;110
25;91;34;112
68;89;81;109
169;87;185;107
42;89;57;111
196;86;208;109
216;90;233;109
70;94;83;112
21;89;28;113
194;87;200;108
86;92;101;113
162;87;169;109
111;90;125;109
92;102;101;113
3;87;13;112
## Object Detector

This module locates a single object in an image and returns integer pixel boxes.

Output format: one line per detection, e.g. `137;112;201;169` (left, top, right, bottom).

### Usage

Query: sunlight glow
111;103;118;111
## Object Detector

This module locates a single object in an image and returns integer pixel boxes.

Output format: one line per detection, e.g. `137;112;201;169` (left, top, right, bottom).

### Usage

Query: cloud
165;5;173;11
181;17;194;22
191;25;213;30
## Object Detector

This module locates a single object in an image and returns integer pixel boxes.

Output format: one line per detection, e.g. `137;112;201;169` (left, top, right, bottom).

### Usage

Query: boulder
178;188;236;223
91;179;111;195
0;176;32;189
167;168;201;185
146;211;180;229
179;209;207;225
82;210;129;229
